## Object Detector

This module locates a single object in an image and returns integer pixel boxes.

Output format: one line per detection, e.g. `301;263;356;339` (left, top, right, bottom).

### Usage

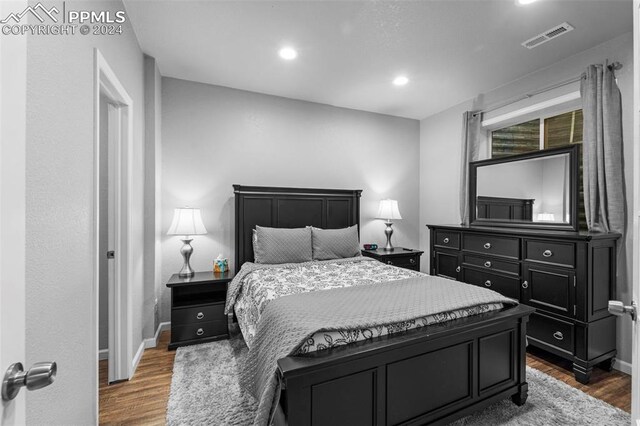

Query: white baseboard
98;349;109;361
614;358;632;375
131;341;145;378
144;321;171;349
129;322;171;378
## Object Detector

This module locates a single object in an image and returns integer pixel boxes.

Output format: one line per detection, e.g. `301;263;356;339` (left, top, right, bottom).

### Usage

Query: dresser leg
572;361;593;384
510;383;528;406
598;357;615;372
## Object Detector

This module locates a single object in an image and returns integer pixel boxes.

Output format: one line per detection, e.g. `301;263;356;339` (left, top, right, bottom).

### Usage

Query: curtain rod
476;61;622;116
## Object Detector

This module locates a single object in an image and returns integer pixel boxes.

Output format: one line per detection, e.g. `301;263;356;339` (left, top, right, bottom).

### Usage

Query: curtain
581;64;625;233
459;111;484;225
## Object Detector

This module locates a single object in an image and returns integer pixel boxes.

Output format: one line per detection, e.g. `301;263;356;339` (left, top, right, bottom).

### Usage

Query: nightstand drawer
384;255;419;270
172;320;228;343
172;303;225;326
463;234;519;259
525;240;575;268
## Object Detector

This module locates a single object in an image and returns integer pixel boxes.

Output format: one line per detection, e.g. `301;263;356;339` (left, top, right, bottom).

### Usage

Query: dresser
361;247;423;271
427;224;619;384
166;271;233;350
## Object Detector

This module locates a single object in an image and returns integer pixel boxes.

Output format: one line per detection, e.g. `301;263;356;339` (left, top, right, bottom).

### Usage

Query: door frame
0;0;27;422
93;49;134;385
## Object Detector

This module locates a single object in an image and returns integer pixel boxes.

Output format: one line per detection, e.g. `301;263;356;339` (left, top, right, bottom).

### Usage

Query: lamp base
178;238;195;278
383;221;395;251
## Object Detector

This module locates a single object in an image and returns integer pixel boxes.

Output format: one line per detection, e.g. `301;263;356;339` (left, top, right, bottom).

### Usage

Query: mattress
230;257;504;353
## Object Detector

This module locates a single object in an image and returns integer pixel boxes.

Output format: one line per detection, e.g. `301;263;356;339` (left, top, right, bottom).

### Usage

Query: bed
231;184;533;426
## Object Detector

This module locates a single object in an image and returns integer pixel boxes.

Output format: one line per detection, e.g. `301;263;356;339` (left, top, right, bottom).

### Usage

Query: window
491;110;583;157
491;118;540;158
490;109;585;228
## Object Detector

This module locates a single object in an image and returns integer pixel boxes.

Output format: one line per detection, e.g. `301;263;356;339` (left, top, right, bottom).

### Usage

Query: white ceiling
124;0;632;120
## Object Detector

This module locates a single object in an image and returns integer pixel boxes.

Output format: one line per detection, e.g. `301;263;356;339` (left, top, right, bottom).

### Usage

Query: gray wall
143;55;163;337
25;1;147;422
160;78;420;322
419;32;634;368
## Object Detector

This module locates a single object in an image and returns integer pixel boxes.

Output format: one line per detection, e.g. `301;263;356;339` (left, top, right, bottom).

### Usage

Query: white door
633;1;640;424
0;0;27;423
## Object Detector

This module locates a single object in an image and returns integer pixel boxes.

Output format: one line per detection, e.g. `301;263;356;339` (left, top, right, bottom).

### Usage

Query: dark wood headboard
234;185;362;272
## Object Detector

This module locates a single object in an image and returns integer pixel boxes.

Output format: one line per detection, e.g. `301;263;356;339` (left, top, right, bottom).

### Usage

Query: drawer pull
484;261;492;268
196;312;205;320
409;258;416;265
484;243;491;250
543;250;553;258
443;237;450;244
553;331;564;341
456;266;461;273
196;328;204;336
387;260;393;265
484;280;492;288
522;281;529;289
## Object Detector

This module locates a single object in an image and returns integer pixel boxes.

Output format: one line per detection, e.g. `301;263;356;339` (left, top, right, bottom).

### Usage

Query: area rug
167;331;630;425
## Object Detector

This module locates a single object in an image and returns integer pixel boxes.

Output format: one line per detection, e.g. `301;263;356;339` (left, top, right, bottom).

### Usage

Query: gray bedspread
242;274;518;425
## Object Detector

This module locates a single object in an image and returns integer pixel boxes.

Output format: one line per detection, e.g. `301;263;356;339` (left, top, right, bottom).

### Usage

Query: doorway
94;49;134;385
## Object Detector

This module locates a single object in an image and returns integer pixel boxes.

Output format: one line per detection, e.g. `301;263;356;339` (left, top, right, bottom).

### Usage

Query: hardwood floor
99;331;632;425
526;346;632;413
99;331;175;425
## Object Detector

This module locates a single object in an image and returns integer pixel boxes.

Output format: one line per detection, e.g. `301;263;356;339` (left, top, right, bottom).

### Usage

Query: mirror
469;145;579;231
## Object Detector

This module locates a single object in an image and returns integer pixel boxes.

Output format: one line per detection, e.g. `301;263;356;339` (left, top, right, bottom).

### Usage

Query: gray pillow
253;226;313;264
311;225;360;260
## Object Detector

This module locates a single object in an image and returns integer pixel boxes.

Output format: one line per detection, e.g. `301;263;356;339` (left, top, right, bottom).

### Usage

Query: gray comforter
242;274;517;425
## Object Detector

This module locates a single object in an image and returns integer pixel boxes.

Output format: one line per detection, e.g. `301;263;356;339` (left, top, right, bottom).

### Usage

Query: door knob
608;300;637;321
2;361;57;401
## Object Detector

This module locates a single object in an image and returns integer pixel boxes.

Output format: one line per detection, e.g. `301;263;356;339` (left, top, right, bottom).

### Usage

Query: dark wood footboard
276;305;534;426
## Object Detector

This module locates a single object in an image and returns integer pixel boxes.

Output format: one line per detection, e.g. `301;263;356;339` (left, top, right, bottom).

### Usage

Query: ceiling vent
522;22;574;49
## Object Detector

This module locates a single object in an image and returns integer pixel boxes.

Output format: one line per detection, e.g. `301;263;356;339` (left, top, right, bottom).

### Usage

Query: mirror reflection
475;152;571;224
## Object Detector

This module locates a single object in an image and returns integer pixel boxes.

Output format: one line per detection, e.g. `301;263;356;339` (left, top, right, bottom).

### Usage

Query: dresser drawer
172;303;225;326
527;312;574;356
172;320;228;343
433;250;460;280
463;254;519;276
523;264;575;318
525;240;575;268
463;269;520;300
463;234;519;259
434;230;460;250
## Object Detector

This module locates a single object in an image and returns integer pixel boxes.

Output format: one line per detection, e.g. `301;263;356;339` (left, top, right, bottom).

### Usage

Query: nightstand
361;247;424;271
166;271;234;350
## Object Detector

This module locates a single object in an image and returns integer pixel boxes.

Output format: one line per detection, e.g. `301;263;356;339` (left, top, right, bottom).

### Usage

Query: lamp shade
376;199;402;220
167;207;208;236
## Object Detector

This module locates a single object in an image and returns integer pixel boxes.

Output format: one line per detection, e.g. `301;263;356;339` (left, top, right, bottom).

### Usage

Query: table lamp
376;199;402;251
167;207;208;278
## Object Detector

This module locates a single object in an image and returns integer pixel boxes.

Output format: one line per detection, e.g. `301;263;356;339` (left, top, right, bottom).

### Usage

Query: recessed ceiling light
393;76;409;86
278;47;298;60
517;0;538;4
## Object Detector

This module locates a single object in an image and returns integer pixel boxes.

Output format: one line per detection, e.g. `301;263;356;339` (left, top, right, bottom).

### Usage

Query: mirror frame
469;145;579;231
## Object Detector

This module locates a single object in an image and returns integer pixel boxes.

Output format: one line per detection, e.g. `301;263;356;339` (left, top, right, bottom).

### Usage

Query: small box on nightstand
166;271;234;350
